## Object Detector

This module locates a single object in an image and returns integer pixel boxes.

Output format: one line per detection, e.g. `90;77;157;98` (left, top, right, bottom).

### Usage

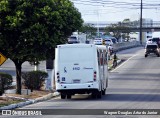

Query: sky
70;0;160;23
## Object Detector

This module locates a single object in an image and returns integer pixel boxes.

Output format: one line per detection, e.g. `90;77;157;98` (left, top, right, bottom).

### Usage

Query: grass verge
0;97;24;107
0;90;51;107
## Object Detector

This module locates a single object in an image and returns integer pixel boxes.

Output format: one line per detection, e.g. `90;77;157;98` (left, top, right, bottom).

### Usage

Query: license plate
73;79;80;83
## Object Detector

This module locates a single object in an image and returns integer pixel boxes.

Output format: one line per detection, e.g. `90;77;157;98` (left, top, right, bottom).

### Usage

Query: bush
0;72;13;96
22;71;48;92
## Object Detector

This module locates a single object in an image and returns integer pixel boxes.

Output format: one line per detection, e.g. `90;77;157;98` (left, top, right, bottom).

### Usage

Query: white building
129;18;153;42
142;19;153;42
129;32;139;41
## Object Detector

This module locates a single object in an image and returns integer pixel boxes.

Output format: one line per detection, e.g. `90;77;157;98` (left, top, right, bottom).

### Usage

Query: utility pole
96;1;100;38
97;10;100;38
140;0;143;45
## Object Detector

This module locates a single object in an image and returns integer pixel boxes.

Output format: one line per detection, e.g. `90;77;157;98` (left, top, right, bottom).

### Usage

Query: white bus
54;44;108;99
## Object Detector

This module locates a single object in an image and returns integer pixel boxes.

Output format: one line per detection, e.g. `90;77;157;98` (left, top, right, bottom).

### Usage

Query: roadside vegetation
0;97;25;107
0;0;83;94
0;70;49;108
22;71;48;92
0;72;13;96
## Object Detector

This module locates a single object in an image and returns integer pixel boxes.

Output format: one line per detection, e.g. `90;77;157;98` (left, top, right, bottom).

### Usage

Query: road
0;59;46;82
1;47;160;118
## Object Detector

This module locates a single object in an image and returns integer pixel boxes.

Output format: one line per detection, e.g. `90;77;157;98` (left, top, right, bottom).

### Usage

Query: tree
79;24;97;39
0;0;83;94
123;18;130;23
122;18;131;41
105;19;131;40
105;22;124;39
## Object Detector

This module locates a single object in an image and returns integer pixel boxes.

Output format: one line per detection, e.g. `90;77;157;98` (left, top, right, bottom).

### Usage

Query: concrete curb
0;92;60;110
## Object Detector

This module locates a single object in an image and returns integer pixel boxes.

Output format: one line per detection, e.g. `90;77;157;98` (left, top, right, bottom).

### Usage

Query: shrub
0;72;13;96
22;71;48;92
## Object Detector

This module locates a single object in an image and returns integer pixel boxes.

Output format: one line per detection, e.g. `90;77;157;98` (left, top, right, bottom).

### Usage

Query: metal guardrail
112;41;141;52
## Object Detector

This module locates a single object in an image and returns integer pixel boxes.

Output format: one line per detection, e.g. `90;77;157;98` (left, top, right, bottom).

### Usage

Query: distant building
142;19;153;42
129;18;153;42
152;32;160;38
129;32;139;41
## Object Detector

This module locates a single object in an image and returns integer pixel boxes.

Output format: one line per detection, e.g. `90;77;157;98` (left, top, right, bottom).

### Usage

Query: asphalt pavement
1;47;160;118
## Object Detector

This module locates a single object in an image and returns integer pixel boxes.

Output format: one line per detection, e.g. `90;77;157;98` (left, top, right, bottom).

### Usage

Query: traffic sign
0;53;7;66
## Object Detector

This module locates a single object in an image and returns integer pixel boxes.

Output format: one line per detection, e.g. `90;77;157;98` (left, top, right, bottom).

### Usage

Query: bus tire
97;91;102;98
145;54;148;57
61;94;66;99
102;89;106;95
91;93;97;99
67;94;71;99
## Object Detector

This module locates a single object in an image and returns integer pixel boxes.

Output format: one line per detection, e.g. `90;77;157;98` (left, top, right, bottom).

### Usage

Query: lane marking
111;53;138;72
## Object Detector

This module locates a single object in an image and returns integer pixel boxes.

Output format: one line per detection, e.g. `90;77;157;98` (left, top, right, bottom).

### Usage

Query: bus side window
97;50;100;66
103;50;105;65
105;51;108;65
100;50;103;65
104;50;107;65
103;51;106;65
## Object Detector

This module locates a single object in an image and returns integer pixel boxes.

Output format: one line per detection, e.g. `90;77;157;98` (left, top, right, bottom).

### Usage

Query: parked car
145;43;160;57
105;38;113;45
93;38;103;45
68;36;79;44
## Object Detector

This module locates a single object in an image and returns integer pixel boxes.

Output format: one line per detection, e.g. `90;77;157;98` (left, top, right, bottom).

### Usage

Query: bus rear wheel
97;91;102;98
61;94;66;99
91;92;97;99
145;54;148;57
102;89;106;95
67;94;71;99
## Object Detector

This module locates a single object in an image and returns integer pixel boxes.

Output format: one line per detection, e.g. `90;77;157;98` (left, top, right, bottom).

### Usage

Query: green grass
0;99;25;107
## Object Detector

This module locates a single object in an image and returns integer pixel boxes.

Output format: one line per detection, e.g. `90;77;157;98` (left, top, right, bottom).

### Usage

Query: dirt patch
4;90;51;99
0;90;52;107
0;97;24;107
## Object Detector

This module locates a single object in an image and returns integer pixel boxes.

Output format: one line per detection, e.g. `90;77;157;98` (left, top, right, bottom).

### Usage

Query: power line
73;2;160;10
71;0;160;22
72;0;160;7
72;0;160;5
82;9;136;16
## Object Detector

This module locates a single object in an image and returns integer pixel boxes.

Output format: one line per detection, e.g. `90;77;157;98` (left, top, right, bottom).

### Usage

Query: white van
93;38;103;45
54;44;108;99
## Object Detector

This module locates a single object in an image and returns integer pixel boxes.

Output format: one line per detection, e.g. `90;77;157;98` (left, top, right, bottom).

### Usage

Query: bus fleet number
73;67;80;70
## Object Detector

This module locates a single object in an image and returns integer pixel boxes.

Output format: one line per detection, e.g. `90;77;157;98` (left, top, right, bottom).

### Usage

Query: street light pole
96;9;100;38
140;0;143;45
96;1;100;38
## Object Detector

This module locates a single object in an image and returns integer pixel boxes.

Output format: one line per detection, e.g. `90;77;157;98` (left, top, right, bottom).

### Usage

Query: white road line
111;53;138;72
